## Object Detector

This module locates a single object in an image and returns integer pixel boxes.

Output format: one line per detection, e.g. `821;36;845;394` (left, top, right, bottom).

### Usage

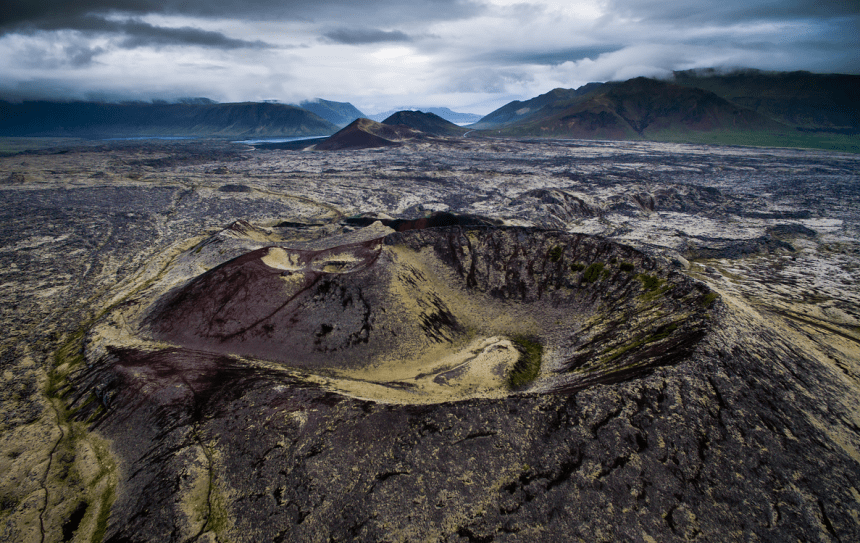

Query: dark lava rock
66;225;860;542
686;235;795;260
767;223;817;239
513;189;600;221
218;184;252;193
342;211;503;231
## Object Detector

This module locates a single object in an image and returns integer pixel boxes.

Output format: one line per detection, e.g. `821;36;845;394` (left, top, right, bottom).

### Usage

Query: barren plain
1;136;859;542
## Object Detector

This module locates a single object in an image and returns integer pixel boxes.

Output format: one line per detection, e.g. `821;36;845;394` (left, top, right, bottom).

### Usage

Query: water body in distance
234;136;328;145
103;136;194;141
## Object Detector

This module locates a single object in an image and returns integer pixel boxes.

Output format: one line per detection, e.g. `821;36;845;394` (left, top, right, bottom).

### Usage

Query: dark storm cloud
589;1;858;75
605;0;859;24
65;43;106;66
115;20;269;49
14;15;269;50
0;0;485;31
479;46;622;66
322;28;411;45
1;0;856;108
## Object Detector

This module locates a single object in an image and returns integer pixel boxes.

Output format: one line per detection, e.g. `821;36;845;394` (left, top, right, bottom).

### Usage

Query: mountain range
0;69;857;151
483;77;781;139
0;101;338;138
670;69;860;132
469;83;604;129
470;70;859;152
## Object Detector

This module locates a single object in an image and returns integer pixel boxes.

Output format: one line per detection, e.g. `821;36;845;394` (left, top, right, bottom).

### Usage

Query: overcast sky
1;0;857;114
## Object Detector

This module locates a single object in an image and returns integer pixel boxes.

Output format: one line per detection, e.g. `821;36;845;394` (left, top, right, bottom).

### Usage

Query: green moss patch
582;262;605;283
507;336;543;389
649;322;680;342
602;321;682;364
548;245;564;263
701;292;719;307
638;274;662;291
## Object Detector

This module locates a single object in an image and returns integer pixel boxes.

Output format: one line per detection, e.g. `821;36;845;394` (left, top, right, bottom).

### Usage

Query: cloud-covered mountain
298;99;366;127
670;69;860;132
470;73;860;150
0;100;338;137
487;78;781;138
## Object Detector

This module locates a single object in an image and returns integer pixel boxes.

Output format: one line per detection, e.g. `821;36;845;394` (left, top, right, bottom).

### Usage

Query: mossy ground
701;292;720;307
582;262;605;283
42;328;118;543
507;336;543;389
601;321;682;365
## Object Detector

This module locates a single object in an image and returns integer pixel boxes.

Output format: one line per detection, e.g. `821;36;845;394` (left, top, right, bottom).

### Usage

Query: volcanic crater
90;221;718;405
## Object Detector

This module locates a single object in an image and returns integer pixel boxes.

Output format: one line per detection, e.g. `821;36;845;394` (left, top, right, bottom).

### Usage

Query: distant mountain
471;72;860;151
312;118;423;150
176;97;218;105
298;99;366;127
382;110;464;136
420;107;482;125
0;101;338;138
476;77;787;140
369;107;481;125
670;69;860;133
470;83;603;128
